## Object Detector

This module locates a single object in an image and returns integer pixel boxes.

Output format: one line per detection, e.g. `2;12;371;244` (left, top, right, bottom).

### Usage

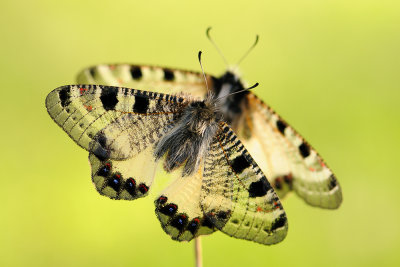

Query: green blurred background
1;0;399;266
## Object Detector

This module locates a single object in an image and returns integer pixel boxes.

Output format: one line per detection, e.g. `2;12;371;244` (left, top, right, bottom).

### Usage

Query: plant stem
194;237;203;267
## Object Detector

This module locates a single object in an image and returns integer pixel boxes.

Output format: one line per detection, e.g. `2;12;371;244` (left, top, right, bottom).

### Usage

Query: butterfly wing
154;167;217;241
46;85;186;199
77;64;210;99
200;122;288;245
240;93;342;209
46;84;184;160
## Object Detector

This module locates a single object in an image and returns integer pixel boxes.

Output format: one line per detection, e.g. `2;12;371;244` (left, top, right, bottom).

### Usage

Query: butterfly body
155;97;221;176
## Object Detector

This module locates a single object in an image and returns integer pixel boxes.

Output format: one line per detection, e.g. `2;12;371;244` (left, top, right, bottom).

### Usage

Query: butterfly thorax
154;98;221;176
212;71;249;130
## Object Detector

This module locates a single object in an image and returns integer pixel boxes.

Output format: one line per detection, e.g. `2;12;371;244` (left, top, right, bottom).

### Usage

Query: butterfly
75;37;342;210
45;53;288;245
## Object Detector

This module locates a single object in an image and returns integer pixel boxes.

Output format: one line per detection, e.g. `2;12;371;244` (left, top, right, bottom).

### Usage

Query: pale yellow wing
200;122;288;245
76;64;211;99
239;93;342;209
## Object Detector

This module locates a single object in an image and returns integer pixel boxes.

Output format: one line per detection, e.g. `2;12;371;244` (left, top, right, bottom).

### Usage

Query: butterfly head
186;97;221;135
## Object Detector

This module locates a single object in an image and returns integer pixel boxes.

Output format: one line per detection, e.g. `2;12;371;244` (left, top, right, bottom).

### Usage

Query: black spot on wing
270;214;287;231
125;178;136;196
187;218;200;235
163;69;175;81
108;173;122;192
138;183;149;194
170;214;188;232
328;174;338;190
97;162;112;177
156;196;168;205
231;155;251;174
59;86;71;107
216;210;230;220
159;203;178;216
248;177;272;198
91;133;111;159
274;177;282;190
202;216;214;229
299;143;310;158
89;67;96;77
130;66;142;80
133;95;150;114
100;86;119;111
276;120;287;135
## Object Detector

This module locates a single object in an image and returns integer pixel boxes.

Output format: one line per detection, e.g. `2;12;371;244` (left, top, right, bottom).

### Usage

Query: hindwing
89;144;157;200
242;93;342;209
154;168;216;241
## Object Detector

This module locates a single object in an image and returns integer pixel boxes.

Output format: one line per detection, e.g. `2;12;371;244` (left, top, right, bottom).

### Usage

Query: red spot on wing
284;173;293;183
80;88;87;95
256;206;263;212
83;105;93;111
309;167;315;172
139;184;148;193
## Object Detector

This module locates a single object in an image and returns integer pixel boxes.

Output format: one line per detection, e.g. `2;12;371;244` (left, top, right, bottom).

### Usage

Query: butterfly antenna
206;27;229;67
216;82;259;100
235;34;259;66
198;51;210;94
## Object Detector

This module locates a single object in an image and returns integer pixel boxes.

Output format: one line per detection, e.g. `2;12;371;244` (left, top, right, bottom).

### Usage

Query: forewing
241;93;342;209
200;122;288;245
46;85;184;160
77;64;211;99
154;167;216;242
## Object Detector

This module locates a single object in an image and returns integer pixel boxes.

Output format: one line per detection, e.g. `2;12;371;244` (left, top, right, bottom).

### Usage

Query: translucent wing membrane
89;145;157;200
243;93;342;209
154;168;216;241
77;64;210;99
200;122;288;245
